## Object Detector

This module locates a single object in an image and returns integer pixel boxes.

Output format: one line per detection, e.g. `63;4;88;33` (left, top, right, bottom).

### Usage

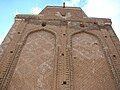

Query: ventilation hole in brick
105;36;107;38
18;32;20;34
62;81;67;85
61;53;64;56
10;51;13;53
42;22;46;27
63;21;66;23
94;43;98;45
62;14;66;17
80;24;84;27
74;57;77;59
94;22;98;24
113;55;116;58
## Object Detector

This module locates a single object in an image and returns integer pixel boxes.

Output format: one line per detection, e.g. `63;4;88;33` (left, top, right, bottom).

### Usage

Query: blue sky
0;0;120;44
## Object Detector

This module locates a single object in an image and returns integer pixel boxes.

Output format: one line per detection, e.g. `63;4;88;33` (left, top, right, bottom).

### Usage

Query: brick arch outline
8;29;56;90
70;31;118;89
1;28;57;89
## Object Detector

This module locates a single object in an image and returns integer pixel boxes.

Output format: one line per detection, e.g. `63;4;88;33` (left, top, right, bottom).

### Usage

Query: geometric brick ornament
72;33;116;90
0;5;120;90
8;31;55;90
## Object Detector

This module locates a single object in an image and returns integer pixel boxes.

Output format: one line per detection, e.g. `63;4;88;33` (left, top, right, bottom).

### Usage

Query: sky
0;0;120;44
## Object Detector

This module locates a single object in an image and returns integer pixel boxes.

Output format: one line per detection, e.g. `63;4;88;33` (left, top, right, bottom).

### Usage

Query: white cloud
13;11;20;16
13;7;42;15
62;0;88;7
63;0;80;6
31;7;41;14
82;0;120;39
112;19;120;40
83;0;120;18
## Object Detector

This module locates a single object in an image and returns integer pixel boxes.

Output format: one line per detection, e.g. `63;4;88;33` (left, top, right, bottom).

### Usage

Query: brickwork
72;33;116;90
0;6;120;90
8;31;55;90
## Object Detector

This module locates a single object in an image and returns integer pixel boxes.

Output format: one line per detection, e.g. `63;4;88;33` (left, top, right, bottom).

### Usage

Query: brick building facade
0;5;120;90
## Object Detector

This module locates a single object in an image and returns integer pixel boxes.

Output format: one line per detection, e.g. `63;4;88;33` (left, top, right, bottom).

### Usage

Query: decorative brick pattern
8;31;55;90
0;6;119;90
72;33;116;90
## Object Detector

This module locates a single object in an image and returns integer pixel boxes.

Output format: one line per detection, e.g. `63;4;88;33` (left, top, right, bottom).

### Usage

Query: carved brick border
68;27;119;89
0;20;28;89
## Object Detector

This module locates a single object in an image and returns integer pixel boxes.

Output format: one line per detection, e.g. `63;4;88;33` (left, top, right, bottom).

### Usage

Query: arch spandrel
72;32;116;90
8;30;56;90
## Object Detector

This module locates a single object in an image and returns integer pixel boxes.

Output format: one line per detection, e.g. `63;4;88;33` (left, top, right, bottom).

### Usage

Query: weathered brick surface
72;33;116;90
0;6;120;90
0;20;21;59
8;31;55;90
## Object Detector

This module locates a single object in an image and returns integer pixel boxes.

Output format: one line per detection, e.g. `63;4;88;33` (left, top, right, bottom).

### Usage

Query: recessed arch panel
8;30;56;90
72;32;116;90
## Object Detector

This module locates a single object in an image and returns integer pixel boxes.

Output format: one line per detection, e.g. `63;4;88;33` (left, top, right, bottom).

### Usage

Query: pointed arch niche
8;30;56;90
72;32;116;90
